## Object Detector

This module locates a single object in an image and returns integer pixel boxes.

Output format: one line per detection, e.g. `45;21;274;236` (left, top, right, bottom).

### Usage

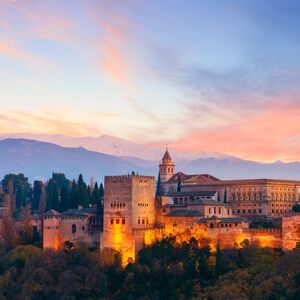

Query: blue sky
1;0;300;161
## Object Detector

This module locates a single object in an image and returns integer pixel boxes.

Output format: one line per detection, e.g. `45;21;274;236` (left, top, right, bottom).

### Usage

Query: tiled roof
44;209;61;216
198;216;249;223
169;191;216;197
166;210;204;217
167;172;220;184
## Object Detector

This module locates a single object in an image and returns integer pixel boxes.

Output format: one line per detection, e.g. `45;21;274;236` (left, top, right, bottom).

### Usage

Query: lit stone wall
43;215;62;250
282;215;300;250
101;175;155;264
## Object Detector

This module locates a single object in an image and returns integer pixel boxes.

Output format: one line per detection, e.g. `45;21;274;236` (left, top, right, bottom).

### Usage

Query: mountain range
0;135;300;183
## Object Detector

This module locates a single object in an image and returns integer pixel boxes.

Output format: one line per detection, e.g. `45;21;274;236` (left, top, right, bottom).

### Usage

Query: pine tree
177;175;182;192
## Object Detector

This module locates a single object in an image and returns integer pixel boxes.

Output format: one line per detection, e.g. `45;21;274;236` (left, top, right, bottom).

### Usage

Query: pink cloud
171;96;300;162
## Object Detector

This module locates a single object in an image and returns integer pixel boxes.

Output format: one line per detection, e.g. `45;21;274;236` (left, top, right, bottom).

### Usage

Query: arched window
210;223;214;229
72;224;76;234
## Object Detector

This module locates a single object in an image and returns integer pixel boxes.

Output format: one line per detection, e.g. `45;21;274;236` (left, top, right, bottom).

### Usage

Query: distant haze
1;137;300;184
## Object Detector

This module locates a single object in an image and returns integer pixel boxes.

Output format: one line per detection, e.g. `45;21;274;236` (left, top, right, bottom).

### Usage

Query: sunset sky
1;0;300;162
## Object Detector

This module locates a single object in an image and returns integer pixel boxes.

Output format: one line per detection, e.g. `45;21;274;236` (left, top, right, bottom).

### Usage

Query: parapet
105;175;155;183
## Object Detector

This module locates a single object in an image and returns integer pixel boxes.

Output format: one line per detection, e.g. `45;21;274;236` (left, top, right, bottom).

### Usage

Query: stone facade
100;175;155;263
43;207;101;250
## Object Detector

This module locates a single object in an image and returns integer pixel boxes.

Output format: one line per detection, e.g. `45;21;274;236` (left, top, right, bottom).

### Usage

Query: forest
0;237;298;300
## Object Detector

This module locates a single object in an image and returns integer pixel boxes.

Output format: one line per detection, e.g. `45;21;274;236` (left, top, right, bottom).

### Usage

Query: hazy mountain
0;133;235;161
0;138;156;182
1;138;300;183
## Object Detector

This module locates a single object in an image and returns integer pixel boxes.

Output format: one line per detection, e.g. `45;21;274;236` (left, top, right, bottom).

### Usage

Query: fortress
100;150;300;263
43;150;300;264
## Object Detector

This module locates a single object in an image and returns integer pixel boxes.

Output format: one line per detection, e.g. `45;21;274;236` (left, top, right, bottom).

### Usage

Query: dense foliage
0;173;104;214
0;238;298;299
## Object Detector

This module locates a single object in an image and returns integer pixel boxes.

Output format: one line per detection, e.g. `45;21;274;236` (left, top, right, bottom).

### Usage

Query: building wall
100;175;155;264
43;215;61;250
43;215;99;250
282;215;300;250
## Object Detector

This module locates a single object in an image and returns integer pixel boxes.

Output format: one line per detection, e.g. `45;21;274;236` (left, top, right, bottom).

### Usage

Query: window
138;219;140;224
142;219;145;225
259;209;262;213
110;219;114;225
219;207;221;214
209;207;211;214
122;219;125;225
116;218;120;224
72;224;76;234
82;226;85;231
214;207;216;214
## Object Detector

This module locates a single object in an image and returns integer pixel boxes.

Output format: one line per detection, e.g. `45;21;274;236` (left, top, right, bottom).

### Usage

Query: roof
162;149;172;161
61;207;97;217
184;178;300;187
44;209;61;216
167;173;220;184
166;210;204;217
169;191;216;197
198;216;249;223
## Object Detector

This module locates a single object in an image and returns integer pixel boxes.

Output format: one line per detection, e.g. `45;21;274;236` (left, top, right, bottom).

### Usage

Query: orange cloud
88;5;138;93
171;97;300;162
0;109;118;137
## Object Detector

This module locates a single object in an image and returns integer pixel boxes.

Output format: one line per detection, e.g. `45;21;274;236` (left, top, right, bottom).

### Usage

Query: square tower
100;175;155;263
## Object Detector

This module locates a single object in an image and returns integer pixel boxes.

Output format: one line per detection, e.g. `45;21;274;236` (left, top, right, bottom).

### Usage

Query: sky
1;0;300;162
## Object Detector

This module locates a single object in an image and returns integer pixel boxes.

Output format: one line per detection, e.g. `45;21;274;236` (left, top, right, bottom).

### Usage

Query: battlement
242;228;282;234
105;175;155;182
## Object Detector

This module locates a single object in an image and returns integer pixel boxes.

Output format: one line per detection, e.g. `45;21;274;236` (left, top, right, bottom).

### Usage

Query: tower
100;175;155;264
159;148;175;183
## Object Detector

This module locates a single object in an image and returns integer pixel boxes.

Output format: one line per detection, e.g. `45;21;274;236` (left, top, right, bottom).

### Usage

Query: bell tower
159;148;175;182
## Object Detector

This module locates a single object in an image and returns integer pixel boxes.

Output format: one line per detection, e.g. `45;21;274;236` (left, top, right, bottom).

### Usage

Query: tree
32;180;42;211
70;180;78;209
38;184;47;216
1;174;30;209
77;174;89;208
224;189;227;203
1;192;17;248
177;175;182;192
156;172;161;197
292;204;300;213
215;244;223;276
46;178;60;211
21;204;34;244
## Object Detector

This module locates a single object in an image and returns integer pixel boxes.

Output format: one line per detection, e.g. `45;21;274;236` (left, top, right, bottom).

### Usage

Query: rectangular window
219;207;221;214
138;219;140;224
122;219;125;225
214;207;216;214
116;218;119;224
110;219;114;225
209;207;211;214
259;209;262;213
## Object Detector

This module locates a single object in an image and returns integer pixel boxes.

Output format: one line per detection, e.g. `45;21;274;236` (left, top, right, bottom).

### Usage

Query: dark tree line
0;238;298;299
0;173;104;215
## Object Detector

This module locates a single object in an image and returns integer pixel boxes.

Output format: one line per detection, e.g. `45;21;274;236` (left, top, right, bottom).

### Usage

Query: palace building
43;149;300;265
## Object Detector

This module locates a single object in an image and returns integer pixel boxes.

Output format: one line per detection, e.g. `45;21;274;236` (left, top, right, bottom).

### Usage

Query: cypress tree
70;180;78;209
156;172;161;197
77;174;89;208
215;244;223;276
91;182;99;205
177;175;182;192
